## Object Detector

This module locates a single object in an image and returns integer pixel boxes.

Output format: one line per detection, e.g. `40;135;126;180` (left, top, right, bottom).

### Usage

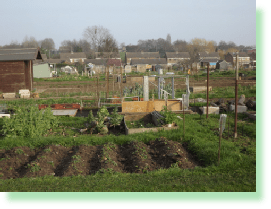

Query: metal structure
98;96;140;107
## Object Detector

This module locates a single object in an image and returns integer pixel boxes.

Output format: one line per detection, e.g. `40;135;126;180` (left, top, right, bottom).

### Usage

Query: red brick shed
0;48;42;93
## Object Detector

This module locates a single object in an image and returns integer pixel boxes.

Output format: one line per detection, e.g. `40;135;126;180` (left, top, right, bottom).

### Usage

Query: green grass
0;167;255;192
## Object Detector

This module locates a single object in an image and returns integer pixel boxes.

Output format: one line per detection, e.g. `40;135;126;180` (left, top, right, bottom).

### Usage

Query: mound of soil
0;137;202;179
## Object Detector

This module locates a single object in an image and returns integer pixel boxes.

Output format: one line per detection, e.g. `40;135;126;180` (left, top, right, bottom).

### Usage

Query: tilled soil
33;76;256;94
0;137;201;179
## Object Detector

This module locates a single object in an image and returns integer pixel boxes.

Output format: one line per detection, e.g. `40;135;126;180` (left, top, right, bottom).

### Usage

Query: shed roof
0;48;42;61
198;51;208;58
166;52;190;59
85;59;107;65
107;59;122;66
130;58;167;65
126;52;160;59
59;52;87;60
208;52;219;58
46;59;66;64
198;52;219;58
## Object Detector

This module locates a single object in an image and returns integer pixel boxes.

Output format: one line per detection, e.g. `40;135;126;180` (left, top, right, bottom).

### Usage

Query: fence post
218;118;223;166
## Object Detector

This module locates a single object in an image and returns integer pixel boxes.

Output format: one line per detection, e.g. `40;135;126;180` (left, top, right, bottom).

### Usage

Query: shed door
24;61;31;90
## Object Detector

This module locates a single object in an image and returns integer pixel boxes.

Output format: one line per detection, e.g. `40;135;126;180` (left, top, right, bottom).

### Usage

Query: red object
38;103;81;110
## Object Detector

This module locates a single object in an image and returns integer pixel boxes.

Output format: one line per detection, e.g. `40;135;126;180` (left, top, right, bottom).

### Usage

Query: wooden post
97;76;99;107
228;115;230;140
120;67;123;100
113;65;115;94
206;63;209;119
234;53;239;138
183;94;185;140
218;118;223;166
106;66;109;100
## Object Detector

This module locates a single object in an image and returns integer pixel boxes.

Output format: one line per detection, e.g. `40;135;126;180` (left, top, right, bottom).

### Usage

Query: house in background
59;52;87;63
95;52;120;60
125;52;160;65
0;48;42;93
165;52;190;66
247;48;256;54
33;63;51;78
249;52;256;70
198;52;220;60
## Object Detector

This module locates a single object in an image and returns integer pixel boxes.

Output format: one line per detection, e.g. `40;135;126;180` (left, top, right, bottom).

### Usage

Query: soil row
0;138;201;179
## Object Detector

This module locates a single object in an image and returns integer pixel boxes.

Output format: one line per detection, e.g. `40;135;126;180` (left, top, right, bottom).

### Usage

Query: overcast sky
0;0;256;49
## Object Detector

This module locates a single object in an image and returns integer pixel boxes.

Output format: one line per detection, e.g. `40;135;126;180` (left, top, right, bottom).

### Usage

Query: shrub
1;106;58;138
159;106;177;124
110;107;123;128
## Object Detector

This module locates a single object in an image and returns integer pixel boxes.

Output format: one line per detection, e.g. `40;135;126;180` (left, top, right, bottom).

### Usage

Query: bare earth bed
0;137;201;179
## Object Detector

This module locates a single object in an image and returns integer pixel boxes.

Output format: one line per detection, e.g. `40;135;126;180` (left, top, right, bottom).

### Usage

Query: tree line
0;25;255;60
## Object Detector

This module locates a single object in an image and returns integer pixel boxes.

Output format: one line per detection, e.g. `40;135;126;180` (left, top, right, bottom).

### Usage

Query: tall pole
106;66;109;100
218;118;223;166
234;53;239;138
158;77;161;99
183;94;185;140
97;76;99;107
120;66;123;100
113;65;115;94
206;63;209;119
171;76;175;99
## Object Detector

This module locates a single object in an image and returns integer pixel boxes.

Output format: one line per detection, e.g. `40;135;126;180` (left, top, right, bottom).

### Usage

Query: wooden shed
0;48;42;93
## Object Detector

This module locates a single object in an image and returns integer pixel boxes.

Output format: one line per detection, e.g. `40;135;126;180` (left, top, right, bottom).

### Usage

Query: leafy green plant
1;106;59;138
72;155;82;163
159;106;177;125
110;107;123;128
15;149;24;155
87;110;95;123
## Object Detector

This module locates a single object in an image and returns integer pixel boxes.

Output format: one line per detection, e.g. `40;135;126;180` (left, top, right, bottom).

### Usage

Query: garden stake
97;76;99;107
234;53;239;138
228;115;230;140
106;66;109;100
218;118;223;166
183;95;185;140
206;63;209;119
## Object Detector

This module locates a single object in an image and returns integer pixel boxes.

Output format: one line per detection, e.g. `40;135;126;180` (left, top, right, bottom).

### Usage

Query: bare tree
2;40;21;49
218;40;227;50
22;36;39;48
83;25;114;52
41;38;55;50
227;41;236;49
173;39;187;52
